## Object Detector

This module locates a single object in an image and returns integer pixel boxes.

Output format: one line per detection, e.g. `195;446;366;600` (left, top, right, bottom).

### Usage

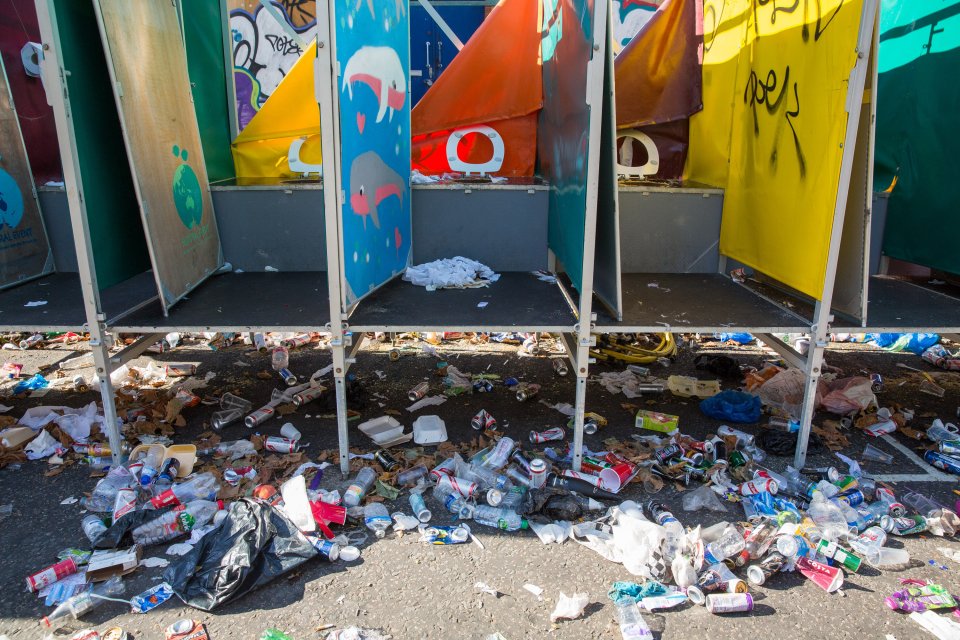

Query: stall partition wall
93;0;223;313
0;54;52;289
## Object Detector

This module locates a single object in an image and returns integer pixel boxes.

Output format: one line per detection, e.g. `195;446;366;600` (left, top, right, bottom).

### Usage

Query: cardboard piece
0;426;38;448
87;545;142;582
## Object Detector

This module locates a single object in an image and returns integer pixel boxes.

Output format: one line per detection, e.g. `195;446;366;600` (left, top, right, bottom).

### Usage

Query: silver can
529;458;547;489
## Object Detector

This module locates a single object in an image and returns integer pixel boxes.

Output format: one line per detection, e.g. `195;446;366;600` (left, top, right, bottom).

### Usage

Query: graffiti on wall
613;0;662;53
229;0;318;130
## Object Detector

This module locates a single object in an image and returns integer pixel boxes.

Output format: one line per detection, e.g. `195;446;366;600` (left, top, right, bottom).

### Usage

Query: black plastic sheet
164;498;317;611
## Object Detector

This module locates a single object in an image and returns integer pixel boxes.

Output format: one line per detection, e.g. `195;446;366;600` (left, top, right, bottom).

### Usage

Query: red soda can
26;557;78;592
435;474;478;498
430;457;456;481
264;436;301;453
529;427;565;444
740;479;778;495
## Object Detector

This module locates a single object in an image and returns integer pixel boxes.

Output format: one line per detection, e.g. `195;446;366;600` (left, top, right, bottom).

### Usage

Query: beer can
505;466;532;487
680;452;704;467
583;419;599;435
552;358;569;376
655;444;683;465
706;593;754;614
293;385;326;407
165;363;197;377
244;405;275;428
709;436;727;463
816;539;862;572
728;451;747;468
924;450;960;475
278;367;298;386
740;479;778;495
747;551;787;586
264;436;301;453
435;474;477;498
529;427;565;443
283;333;313;349
430;457;456;481
515;382;540;402
835;489;865;507
471;409;497;431
561;469;607;490
26;557;78;592
175;387;201;408
374;449;399;471
939;440;960;456
528;458;547;489
158;458;181;482
871;373;883;393
408;382;428;402
511;450;532;472
686;585;706;605
726;578;749;593
473;379;494;393
73;375;89;392
253;332;268;352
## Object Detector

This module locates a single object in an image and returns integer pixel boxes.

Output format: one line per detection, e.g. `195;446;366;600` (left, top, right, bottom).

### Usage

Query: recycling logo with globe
171;145;202;228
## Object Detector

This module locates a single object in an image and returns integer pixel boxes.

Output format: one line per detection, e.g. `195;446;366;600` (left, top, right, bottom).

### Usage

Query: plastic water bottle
150;472;220;508
466;463;512;491
848;526;886;562
81;466;135;512
363;503;391;539
41;576;124;629
433;483;475;519
396;465;428;487
473;505;527;531
139;448;164;487
615;596;653;639
703;525;745;564
480;437;515;469
807;491;849;540
132;500;223;546
343;467;378;507
487;486;525;509
271;346;289;372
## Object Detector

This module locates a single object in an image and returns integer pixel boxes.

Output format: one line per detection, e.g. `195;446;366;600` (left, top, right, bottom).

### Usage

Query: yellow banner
232;42;322;179
719;0;864;299
684;0;750;188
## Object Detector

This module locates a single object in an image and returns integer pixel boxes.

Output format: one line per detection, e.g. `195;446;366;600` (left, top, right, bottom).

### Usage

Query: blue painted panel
336;1;411;303
409;4;484;105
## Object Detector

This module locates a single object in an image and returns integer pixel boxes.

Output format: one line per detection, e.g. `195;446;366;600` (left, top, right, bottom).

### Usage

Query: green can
816;538;861;572
728;451;747;468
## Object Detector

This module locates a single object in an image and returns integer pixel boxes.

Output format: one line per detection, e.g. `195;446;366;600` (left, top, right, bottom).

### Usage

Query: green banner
877;1;960;274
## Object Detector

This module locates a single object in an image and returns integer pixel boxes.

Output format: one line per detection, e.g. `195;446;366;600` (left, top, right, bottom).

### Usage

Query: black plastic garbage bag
517;488;585;522
93;506;173;549
164;498;317;611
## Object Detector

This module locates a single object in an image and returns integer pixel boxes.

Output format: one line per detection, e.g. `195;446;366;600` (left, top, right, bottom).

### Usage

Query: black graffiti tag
264;34;303;56
744;67;806;177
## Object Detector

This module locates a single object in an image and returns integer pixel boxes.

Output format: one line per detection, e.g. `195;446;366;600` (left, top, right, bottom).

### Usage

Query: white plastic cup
862;443;894;464
280;422;302;441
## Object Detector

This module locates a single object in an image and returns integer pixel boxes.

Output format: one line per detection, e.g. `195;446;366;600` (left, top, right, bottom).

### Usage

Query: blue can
836;489;865;507
473;380;493;393
924;450;960;475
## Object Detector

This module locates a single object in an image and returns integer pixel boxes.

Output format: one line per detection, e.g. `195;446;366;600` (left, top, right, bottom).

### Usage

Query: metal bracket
110;333;165;365
755;333;807;370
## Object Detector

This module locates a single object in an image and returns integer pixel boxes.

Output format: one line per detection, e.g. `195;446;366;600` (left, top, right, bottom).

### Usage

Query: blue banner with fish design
336;0;411;303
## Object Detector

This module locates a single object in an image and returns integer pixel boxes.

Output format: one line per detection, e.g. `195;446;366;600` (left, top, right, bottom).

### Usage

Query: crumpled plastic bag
518;488;587;522
165;498;317;611
819;377;877;415
699;390;761;424
24;429;61;460
325;628;391;640
866;332;939;354
758;369;813;420
682;485;727;513
529;520;572;544
572;503;667;579
550;592;590;622
12;373;48;395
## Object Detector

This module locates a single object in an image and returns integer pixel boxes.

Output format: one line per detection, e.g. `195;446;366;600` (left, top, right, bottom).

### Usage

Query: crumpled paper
25;429;61;460
403;257;499;291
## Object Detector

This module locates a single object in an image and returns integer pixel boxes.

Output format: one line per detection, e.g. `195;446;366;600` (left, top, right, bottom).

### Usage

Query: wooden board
0;55;52;289
94;0;222;311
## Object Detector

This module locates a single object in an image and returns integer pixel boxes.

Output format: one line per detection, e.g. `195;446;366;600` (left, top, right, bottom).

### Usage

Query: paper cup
797;556;843;592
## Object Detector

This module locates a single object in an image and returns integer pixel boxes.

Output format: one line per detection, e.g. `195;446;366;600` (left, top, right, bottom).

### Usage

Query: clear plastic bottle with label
615;596;654;639
343;467;377;507
473;505;528;531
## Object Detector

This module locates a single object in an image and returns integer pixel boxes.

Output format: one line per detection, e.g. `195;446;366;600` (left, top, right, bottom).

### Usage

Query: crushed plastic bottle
343;467;377;507
473;505;528;531
150;472;220;508
41;576;124;629
81;466;135;512
364;503;391;539
132;500;223;546
807;491;850;541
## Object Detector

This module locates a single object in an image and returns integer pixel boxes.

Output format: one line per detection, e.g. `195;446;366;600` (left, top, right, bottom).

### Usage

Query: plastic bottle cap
339;546;360;561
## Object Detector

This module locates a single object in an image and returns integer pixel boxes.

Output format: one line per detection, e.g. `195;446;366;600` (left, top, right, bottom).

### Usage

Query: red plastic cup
797;556;843;592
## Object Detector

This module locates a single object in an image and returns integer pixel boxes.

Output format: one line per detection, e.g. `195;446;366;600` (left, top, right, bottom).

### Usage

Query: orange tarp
411;0;542;176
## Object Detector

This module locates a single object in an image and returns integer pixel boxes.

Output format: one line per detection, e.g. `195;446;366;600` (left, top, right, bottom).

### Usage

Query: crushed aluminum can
471;409;497;431
419;524;471;545
264;436;301;453
529;427;565;443
223;466;257;486
165;619;209;640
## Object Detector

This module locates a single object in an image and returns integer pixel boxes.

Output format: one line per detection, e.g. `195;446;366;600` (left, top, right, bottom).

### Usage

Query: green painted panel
181;0;235;181
877;1;960;274
53;0;149;289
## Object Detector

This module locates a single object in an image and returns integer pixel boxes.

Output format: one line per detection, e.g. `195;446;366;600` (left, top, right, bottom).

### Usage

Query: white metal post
36;0;125;464
315;1;351;474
